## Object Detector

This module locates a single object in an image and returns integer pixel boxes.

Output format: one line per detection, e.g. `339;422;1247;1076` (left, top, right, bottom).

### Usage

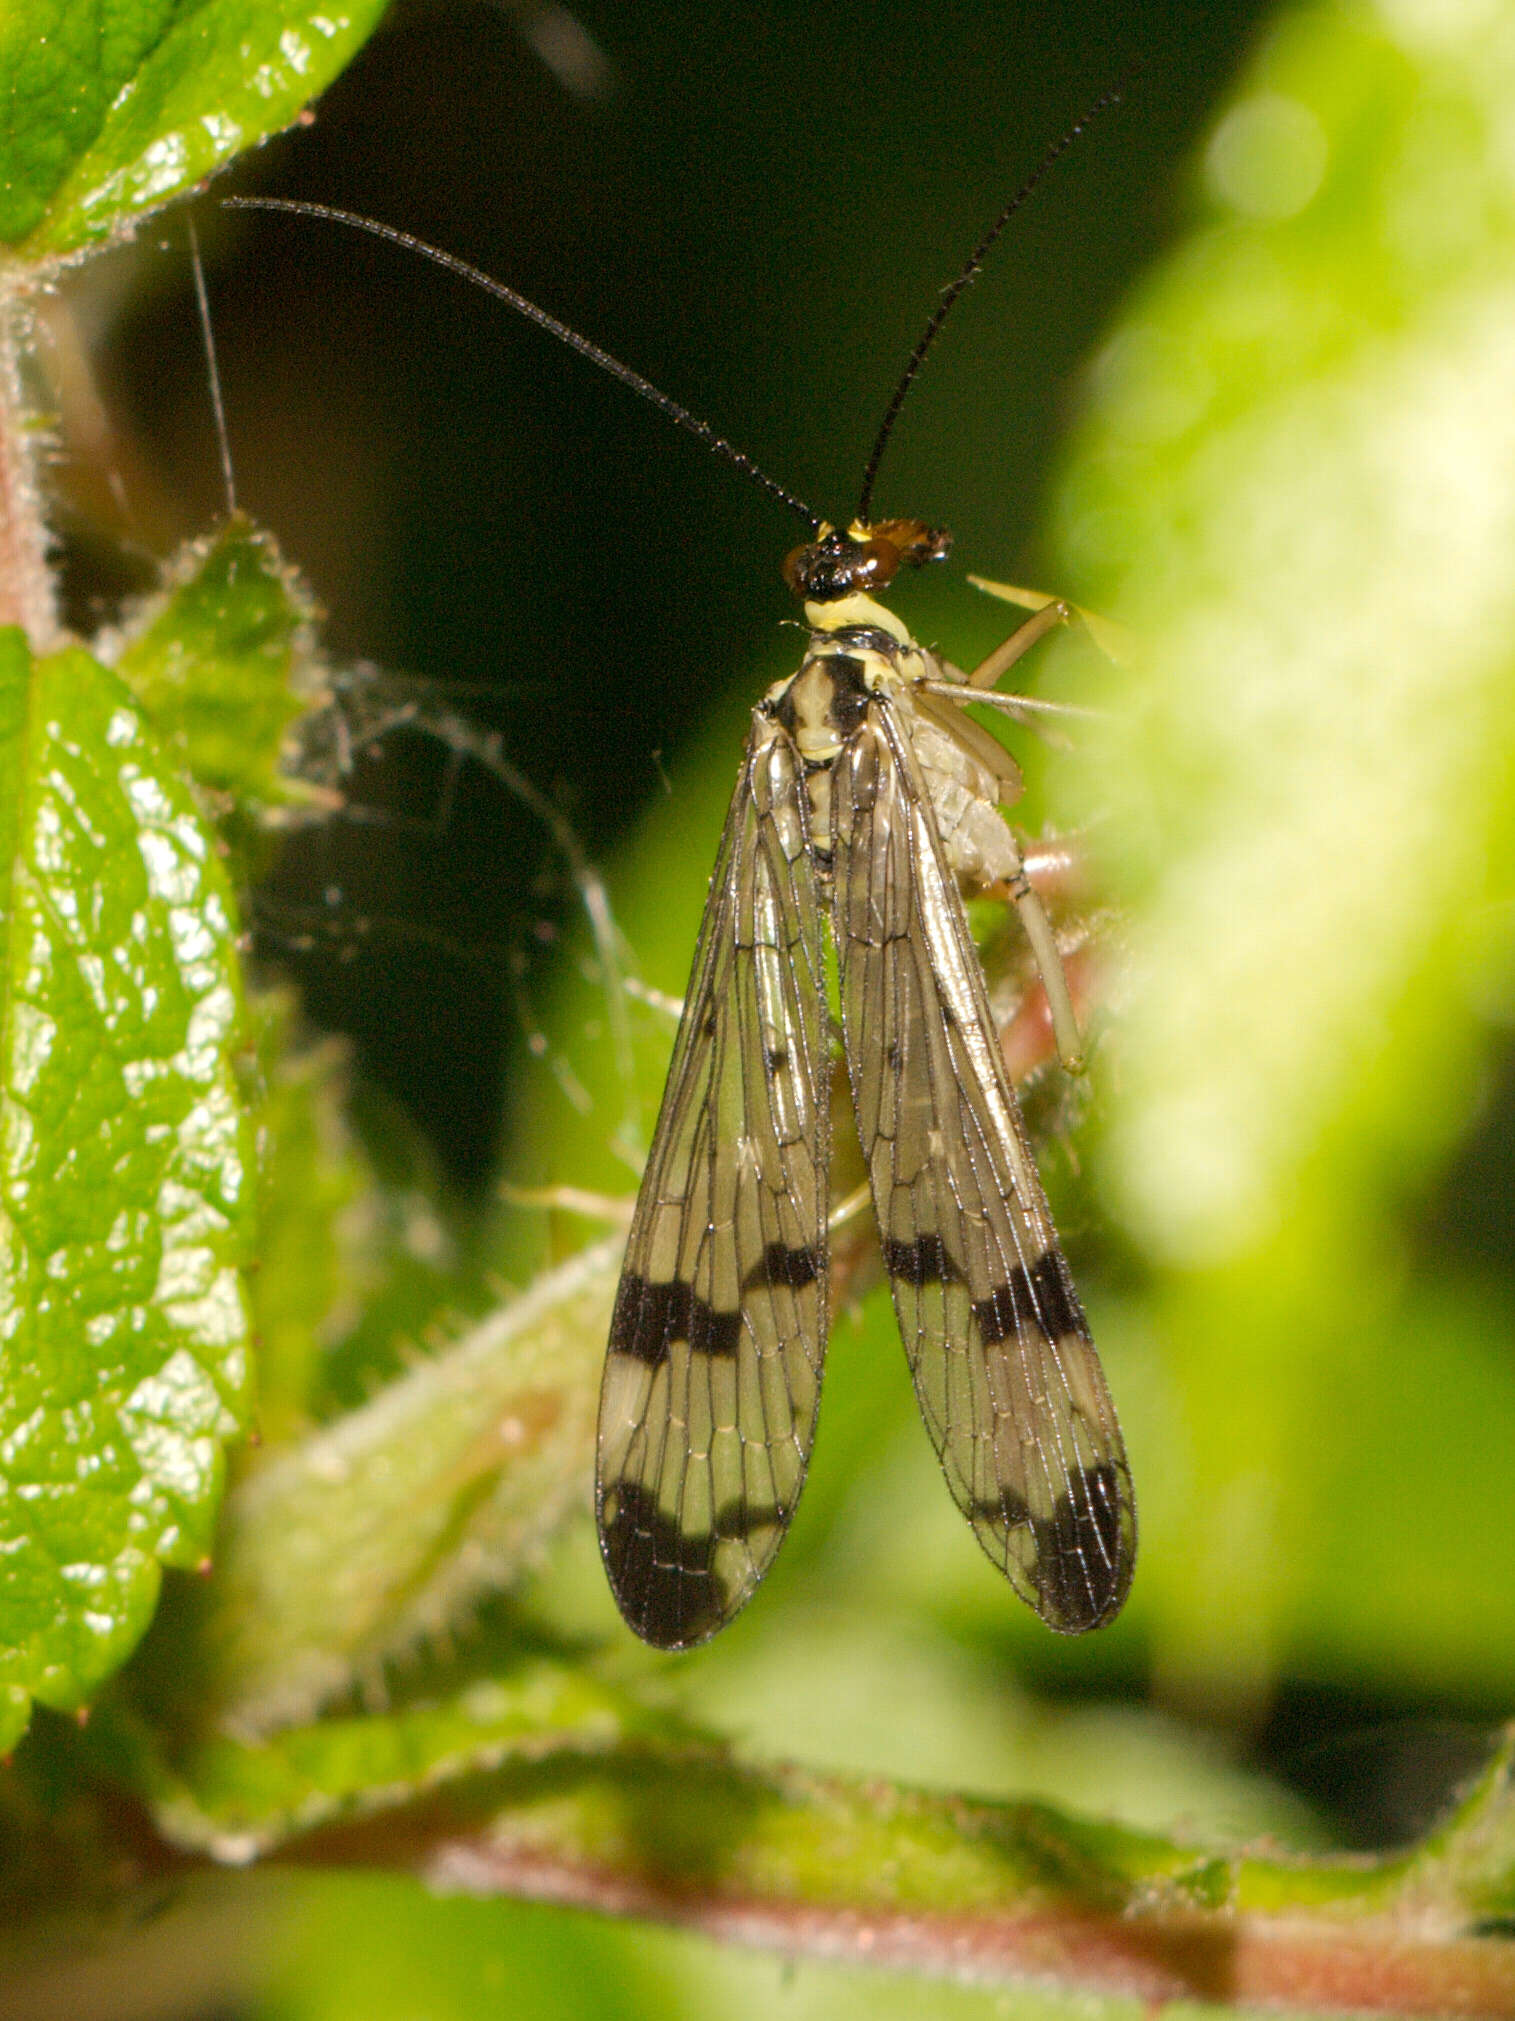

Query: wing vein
834;697;1134;1633
597;715;832;1647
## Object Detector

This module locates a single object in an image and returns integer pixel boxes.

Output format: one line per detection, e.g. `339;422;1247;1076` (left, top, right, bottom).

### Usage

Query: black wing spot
609;1274;743;1365
882;1233;960;1286
742;1242;821;1292
1033;1462;1131;1633
972;1462;1130;1634
600;1481;731;1648
972;1251;1085;1347
969;1484;1031;1528
601;1482;790;1649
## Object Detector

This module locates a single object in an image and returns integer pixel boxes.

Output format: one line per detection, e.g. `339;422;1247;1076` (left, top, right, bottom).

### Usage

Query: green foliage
2;0;1515;2013
0;627;254;1749
95;1658;681;1859
196;1234;614;1735
114;515;320;880
0;0;389;257
1047;0;1515;1711
107;1706;1515;1921
0;0;392;1759
240;999;369;1444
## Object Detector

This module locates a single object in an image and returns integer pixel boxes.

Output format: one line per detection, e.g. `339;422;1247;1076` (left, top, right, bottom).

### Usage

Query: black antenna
222;197;823;532
855;75;1130;526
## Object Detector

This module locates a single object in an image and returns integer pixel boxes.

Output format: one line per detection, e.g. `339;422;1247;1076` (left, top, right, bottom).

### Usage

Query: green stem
262;1737;1515;2015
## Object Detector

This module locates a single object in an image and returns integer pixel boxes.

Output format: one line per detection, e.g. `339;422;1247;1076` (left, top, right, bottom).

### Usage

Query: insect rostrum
596;519;1135;1649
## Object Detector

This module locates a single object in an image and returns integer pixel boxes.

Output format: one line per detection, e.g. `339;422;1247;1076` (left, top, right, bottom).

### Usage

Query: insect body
597;520;1135;1648
227;84;1135;1652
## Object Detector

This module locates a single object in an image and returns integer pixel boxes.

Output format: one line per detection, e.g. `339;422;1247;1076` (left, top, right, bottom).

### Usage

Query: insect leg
989;831;1087;1075
914;682;1088;1077
964;596;1072;691
968;577;1133;668
915;682;1102;732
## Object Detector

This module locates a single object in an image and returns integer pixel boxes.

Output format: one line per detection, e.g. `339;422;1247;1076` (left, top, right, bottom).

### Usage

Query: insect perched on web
228;87;1135;1649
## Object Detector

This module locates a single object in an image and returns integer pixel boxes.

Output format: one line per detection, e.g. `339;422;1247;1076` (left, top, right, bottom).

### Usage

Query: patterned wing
597;715;831;1648
832;701;1134;1632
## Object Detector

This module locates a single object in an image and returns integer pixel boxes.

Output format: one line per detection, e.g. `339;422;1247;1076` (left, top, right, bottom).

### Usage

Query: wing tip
968;1457;1136;1635
1033;1458;1137;1635
598;1480;734;1649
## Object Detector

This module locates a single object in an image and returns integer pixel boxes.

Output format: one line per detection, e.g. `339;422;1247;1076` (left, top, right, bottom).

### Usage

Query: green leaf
243;991;479;1445
0;627;255;1750
1031;0;1515;1710
241;995;368;1444
199;1233;617;1734
0;0;390;261
114;516;316;815
112;515;320;884
103;1658;678;1860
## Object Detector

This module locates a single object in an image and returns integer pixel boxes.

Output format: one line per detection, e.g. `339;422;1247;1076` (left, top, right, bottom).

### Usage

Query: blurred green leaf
113;515;319;881
267;1884;659;2021
1034;0;1515;1711
0;627;254;1750
240;1001;484;1454
0;0;390;259
242;997;368;1444
197;1233;616;1734
102;1657;677;1859
299;1077;482;1423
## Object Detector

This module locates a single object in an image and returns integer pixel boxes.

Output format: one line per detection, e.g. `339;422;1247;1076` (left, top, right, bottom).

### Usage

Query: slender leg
964;597;1071;691
827;1178;873;1235
929;605;1088;1073
498;1182;635;1225
969;575;1132;668
987;834;1087;1075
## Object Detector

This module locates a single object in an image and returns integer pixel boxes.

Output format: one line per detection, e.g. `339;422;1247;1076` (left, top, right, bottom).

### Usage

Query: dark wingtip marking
968;1461;1133;1634
1035;1462;1133;1634
743;1241;820;1292
599;1481;731;1649
609;1273;743;1365
972;1250;1086;1348
882;1233;960;1287
600;1483;791;1649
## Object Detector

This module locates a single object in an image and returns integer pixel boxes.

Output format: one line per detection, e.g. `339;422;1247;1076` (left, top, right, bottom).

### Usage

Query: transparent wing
597;717;831;1648
833;703;1134;1632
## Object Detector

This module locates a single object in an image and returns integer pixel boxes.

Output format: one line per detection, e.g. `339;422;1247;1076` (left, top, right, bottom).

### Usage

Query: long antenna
855;75;1130;525
222;196;822;532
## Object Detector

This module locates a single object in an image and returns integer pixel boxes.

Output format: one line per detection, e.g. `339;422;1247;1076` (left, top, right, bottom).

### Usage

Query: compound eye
783;531;901;601
862;536;901;584
867;518;952;571
781;542;817;596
